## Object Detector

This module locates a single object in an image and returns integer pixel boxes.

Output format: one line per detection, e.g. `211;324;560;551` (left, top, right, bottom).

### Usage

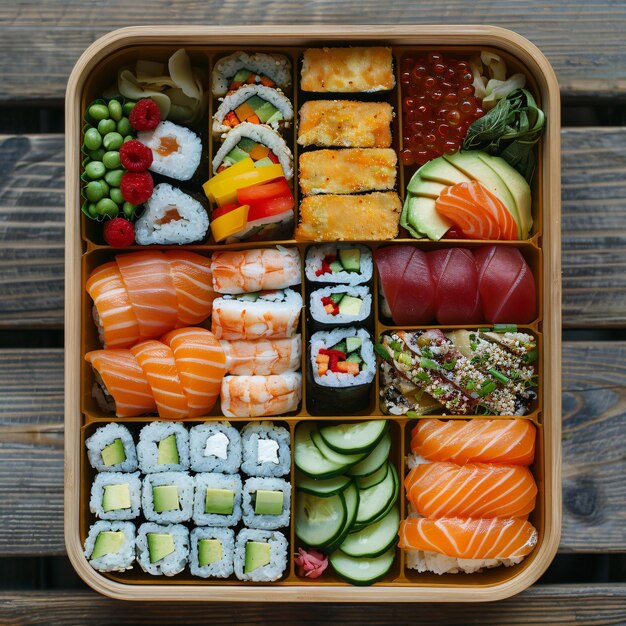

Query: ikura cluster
400;53;484;166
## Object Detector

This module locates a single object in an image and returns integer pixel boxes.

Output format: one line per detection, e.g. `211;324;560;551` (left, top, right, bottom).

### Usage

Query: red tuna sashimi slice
428;248;482;324
474;245;536;323
374;245;416;314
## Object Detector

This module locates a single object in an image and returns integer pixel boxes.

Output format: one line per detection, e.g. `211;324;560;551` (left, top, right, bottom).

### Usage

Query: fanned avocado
417;157;472;185
403;195;451;241
407;173;448;198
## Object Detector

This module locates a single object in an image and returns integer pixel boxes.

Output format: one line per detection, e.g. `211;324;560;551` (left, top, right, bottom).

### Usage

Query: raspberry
120;139;153;172
103;217;135;247
129;98;161;131
120;171;154;205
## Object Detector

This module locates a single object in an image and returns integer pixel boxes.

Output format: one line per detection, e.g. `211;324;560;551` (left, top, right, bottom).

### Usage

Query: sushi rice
192;472;243;527
84;521;136;573
233;529;288;582
242;477;291;530
405;549;527;575
189;422;242;474
89;471;141;521
137;421;190;474
189;527;235;578
85;423;138;473
141;472;194;524
240;422;291;477
309;285;372;327
305;244;373;285
136;522;189;576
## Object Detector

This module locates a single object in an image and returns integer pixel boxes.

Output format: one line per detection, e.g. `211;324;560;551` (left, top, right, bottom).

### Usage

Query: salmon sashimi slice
164;251;216;326
131;340;189;420
161;327;227;417
405;462;537;519
85;349;156;417
220;373;302;417
398;517;538;560
411;418;536;465
435;181;518;240
220;336;302;375
116;251;179;339
86;262;141;348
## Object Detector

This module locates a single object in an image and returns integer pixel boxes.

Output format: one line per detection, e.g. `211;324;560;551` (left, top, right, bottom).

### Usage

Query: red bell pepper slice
237;177;291;204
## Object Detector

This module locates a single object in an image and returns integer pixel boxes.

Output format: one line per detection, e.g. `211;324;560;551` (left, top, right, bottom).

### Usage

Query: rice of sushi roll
189;422;242;474
189;527;235;578
242;477;291;530
142;472;194;524
234;529;288;582
240;422;291;477
136;522;189;576
305;244;373;285
309;285;373;331
134;183;209;246
137;421;190;474
138;120;202;181
84;521;136;573
307;327;376;415
89;471;141;521
192;472;243;527
85;423;138;473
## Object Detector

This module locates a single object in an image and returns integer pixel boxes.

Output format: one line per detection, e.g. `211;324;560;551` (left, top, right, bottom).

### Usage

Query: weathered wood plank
1;2;626;100
0;342;624;556
0;585;625;624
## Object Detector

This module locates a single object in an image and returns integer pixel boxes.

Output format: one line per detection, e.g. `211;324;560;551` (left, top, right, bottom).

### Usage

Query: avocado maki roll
136;522;189;576
234;529;288;582
137;422;190;474
84;521;136;573
240;422;290;477
242;477;291;530
192;472;243;527
305;244;373;286
85;423;138;473
189;527;235;578
89;471;141;521
141;472;194;524
309;285;373;332
189;422;242;474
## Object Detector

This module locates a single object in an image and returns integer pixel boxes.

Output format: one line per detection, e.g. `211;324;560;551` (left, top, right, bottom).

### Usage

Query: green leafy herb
523;349;538;364
442;359;457;371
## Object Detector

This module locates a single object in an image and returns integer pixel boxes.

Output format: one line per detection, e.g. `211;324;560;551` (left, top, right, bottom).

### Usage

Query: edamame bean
108;100;122;121
85;161;106;180
110;188;124;205
98;180;110;197
102;151;121;169
88;103;110;121
85;180;105;202
84;128;102;151
88;148;106;161
116;117;131;137
123;202;136;219
123;135;134;143
122;101;137;116
97;118;116;136
96;198;119;218
104;169;124;187
103;132;123;151
88;203;98;218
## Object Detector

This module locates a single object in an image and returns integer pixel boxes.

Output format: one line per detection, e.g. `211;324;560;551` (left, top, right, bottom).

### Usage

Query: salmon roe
400;53;484;166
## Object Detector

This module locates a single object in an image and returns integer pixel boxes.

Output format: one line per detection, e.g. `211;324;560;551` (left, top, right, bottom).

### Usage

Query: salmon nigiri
405;462;537;519
411;418;536;466
435;181;518;240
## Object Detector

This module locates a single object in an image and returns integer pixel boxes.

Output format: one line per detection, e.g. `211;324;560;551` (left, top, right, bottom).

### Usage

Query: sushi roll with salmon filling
307;327;376;415
309;285;372;332
84;521;136;573
189;422;242;474
85;423;138;473
136;422;190;474
190;527;235;578
305;244;373;286
136;522;189;576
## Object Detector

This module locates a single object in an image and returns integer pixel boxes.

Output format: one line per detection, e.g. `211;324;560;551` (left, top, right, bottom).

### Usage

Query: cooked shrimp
220;373;302;417
221;336;302;375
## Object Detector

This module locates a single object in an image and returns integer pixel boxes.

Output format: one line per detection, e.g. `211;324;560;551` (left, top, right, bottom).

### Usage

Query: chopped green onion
478;327;490;333
406;410;418;419
390;340;403;351
489;368;510;384
374;344;390;360
416;371;431;383
470;341;478;351
493;323;518;333
442;359;457;371
419;357;439;370
432;388;444;396
475;403;495;416
471;355;481;365
523;349;538;364
477;380;497;397
421;346;433;358
466;380;476;390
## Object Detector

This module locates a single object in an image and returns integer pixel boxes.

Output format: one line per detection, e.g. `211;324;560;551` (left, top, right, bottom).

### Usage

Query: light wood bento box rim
64;24;561;602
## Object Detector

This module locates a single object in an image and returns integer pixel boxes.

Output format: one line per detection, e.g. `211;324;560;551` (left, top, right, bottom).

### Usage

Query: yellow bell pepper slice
211;205;249;242
203;158;255;201
210;164;284;207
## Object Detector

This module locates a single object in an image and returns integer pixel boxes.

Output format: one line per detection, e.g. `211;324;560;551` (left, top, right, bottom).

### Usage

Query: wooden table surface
1;3;625;624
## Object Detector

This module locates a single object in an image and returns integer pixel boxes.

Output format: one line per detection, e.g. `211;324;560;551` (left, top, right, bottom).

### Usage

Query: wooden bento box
64;26;561;602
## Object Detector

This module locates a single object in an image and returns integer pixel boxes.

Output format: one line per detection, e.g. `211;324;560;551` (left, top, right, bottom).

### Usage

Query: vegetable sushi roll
211;51;292;97
192;472;243;527
210;247;301;295
90;472;141;521
134;183;209;245
212;122;294;179
307;328;375;415
240;422;291;477
136;522;189;576
84;521;136;573
305;244;373;286
211;289;302;341
242;477;291;530
220;373;302;418
138;120;202;181
189;527;235;578
221;336;302;376
86;423;138;473
141;472;194;523
137;422;190;474
234;529;288;582
309;285;372;331
189;422;242;473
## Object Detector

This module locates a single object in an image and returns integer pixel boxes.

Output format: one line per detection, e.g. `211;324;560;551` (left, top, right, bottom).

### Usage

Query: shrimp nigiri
220;373;302;417
221;336;302;375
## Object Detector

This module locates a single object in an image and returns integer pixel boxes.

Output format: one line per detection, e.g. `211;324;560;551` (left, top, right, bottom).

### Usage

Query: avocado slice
417;156;472;186
157;434;179;465
329;293;345;305
403;195;451;241
246;95;266;111
101;438;125;466
254;156;274;168
198;539;222;566
265;110;284;125
256;101;279;124
147;532;174;563
338;296;363;317
244;541;271;573
91;531;125;559
254;490;284;515
346;352;363;364
205;488;235;515
102;484;131;512
330;340;347;353
226;146;250;163
338;248;361;272
152;485;180;513
237;137;256;152
329;260;344;274
406;171;448;198
346;337;362;353
233;69;252;83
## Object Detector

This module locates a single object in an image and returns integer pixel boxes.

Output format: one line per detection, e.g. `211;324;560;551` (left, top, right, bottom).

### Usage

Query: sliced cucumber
329;547;396;586
295;422;350;478
325;482;360;554
319;420;388;454
347;432;392;477
311;430;366;466
295;491;346;549
340;506;400;558
354;463;398;526
296;472;352;497
356;462;388;490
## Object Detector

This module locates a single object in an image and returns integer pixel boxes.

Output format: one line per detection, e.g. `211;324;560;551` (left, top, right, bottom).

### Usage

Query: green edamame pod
108;100;122;121
97;118;116;136
116;117;132;137
104;169;124;187
102;151;121;169
88;103;110;121
96;198;119;218
122;101;137;116
84;161;106;180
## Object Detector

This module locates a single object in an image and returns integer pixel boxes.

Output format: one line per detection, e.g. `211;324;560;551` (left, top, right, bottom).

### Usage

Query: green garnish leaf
374;344;391;360
477;380;497;397
442;359;457;371
523;349;538;364
419;357;439;370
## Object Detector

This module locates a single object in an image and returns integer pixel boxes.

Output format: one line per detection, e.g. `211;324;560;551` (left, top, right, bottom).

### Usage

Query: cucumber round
356;462;388;490
354;462;398;526
296;472;352;497
347;432;392;477
340;506;400;558
329;547;397;586
319;420;388;454
311;430;366;466
295;490;346;549
295;422;350;478
325;482;360;554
